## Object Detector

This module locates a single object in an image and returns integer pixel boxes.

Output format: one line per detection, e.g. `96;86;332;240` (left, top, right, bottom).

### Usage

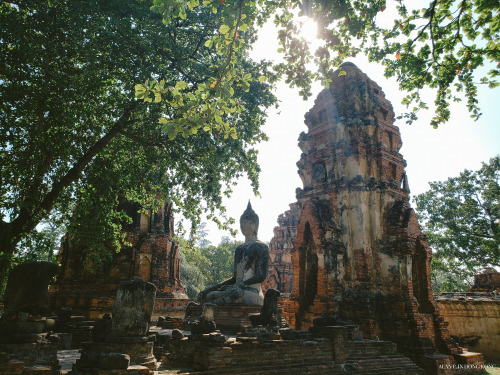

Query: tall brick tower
272;63;483;370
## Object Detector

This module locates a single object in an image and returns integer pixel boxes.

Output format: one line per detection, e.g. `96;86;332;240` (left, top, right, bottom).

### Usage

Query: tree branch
10;101;138;239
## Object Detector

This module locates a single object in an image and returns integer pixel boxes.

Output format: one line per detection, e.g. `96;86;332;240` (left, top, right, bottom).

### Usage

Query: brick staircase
157;322;425;375
346;341;423;374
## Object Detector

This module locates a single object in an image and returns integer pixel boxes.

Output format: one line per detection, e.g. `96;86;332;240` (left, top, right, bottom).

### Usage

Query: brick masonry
158;326;425;375
264;62;485;371
49;201;188;319
435;271;500;363
263;203;299;295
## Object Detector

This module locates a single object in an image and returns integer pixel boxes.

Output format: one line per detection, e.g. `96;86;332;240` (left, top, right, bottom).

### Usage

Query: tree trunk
0;103;137;295
0;235;17;296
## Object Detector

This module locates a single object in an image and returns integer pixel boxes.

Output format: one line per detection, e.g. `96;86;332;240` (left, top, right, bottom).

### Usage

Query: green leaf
135;84;146;94
258;76;266;82
219;24;230;34
175;81;187;90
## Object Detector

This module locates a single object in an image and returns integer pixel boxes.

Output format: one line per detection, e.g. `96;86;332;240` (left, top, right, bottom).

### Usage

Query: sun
299;17;318;45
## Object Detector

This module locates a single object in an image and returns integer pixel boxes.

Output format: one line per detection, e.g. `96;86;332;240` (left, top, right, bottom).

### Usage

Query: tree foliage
430;257;471;293
150;0;499;127
276;0;500;127
414;156;500;291
178;229;240;299
0;0;276;289
2;0;498;290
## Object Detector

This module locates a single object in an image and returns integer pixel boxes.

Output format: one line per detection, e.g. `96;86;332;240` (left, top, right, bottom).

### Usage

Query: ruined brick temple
49;200;188;319
263;203;299;295
266;63;484;369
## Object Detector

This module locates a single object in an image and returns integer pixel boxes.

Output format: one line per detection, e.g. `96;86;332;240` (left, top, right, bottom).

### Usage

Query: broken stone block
111;279;156;337
98;352;130;370
190;303;217;335
249;288;280;327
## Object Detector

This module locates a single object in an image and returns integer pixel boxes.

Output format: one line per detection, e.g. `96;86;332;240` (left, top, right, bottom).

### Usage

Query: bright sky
202;7;500;246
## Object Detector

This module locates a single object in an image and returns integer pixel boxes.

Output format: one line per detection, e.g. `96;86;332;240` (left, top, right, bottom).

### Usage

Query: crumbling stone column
111;278;156;336
72;279;158;374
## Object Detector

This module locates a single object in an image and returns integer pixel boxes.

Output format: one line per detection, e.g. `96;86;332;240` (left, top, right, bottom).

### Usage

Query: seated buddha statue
197;202;269;306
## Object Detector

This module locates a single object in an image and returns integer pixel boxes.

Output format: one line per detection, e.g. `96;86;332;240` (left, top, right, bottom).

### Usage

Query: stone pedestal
112;279;156;337
70;280;158;374
211;304;285;332
213;305;262;331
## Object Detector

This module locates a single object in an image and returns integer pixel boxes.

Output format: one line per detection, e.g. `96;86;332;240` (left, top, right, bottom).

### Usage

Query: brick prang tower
270;63;484;370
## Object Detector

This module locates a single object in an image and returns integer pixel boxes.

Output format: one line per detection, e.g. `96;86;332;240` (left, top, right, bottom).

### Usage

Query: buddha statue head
240;201;259;239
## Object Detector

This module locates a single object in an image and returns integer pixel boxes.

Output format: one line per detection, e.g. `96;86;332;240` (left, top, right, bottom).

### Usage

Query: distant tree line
177;224;241;299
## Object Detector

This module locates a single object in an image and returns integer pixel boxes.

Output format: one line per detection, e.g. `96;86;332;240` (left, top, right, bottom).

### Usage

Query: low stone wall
153;298;190;320
194;338;337;374
157;325;429;375
435;293;500;363
50;294;189;320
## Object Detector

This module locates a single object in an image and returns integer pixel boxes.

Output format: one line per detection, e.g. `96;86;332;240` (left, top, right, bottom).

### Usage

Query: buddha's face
240;218;258;237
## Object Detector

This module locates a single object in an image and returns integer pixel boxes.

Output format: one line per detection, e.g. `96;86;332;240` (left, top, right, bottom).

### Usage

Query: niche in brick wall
138;254;152;280
297;222;318;329
312;162;327;183
412;238;434;314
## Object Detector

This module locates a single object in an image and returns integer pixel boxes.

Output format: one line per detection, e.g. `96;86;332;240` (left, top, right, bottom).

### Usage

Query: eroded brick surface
157;328;424;375
470;269;500;293
49;202;188;319
264;63;482;371
263;203;299;295
435;290;500;363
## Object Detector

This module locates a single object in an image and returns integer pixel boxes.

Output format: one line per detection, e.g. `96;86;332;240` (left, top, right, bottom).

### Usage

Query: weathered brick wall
195;339;334;372
49;201;188;318
159;328;426;375
264;203;299;295
435;293;500;363
470;270;500;293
